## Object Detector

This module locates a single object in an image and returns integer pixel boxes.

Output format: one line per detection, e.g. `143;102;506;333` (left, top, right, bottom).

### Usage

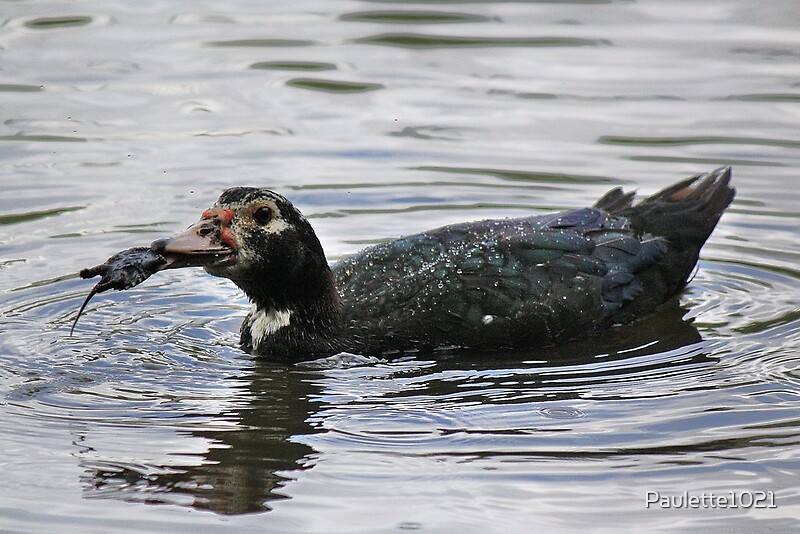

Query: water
1;0;799;531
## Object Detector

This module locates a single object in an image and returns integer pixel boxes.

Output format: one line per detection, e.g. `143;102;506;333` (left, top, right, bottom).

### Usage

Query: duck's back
332;167;734;356
333;206;666;354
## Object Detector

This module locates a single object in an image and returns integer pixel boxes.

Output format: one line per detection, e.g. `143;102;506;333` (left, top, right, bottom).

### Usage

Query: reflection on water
79;362;321;515
1;0;800;531
72;299;704;515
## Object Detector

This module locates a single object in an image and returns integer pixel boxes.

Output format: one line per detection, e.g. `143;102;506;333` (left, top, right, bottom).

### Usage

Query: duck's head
151;187;332;311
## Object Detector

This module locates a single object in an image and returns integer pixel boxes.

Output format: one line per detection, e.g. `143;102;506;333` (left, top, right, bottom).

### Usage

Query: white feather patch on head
265;215;291;234
250;305;292;346
217;197;296;236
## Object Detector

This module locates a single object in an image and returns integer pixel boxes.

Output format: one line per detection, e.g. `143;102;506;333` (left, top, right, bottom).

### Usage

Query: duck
70;167;736;361
107;166;735;360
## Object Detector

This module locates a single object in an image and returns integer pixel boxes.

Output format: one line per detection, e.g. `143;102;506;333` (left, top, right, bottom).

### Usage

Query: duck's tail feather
593;186;636;213
621;166;735;246
602;166;736;314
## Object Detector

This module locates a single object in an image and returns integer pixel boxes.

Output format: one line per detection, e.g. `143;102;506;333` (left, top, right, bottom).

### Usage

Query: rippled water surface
2;1;799;532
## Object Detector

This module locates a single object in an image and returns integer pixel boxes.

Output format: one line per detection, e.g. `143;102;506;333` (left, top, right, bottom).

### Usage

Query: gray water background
1;1;799;532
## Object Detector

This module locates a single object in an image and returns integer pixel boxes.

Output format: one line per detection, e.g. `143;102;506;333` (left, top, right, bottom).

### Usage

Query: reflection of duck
77;299;708;515
149;167;734;360
80;361;321;514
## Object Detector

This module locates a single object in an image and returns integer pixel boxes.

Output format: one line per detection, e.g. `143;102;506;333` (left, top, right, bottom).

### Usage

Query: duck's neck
238;259;343;359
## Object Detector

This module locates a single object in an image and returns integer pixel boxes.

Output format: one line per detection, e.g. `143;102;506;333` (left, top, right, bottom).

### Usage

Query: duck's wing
334;207;667;352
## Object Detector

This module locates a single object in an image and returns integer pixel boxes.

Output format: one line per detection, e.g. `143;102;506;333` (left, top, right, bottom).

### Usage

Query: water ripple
1;0;799;528
354;33;610;48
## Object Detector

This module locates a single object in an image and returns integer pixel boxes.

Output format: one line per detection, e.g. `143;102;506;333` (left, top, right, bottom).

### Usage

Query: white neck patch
250;305;292;346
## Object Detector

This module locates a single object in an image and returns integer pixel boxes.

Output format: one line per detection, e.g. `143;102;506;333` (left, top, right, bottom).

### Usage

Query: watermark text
645;491;776;509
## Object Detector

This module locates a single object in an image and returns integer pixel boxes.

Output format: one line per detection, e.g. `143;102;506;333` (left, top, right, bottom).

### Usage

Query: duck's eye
253;206;273;225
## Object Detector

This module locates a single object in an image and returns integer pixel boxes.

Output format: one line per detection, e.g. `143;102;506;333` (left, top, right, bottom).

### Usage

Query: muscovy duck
79;167;734;360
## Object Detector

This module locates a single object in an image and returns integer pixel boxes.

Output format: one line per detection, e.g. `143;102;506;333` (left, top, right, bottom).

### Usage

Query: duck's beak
151;218;237;270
